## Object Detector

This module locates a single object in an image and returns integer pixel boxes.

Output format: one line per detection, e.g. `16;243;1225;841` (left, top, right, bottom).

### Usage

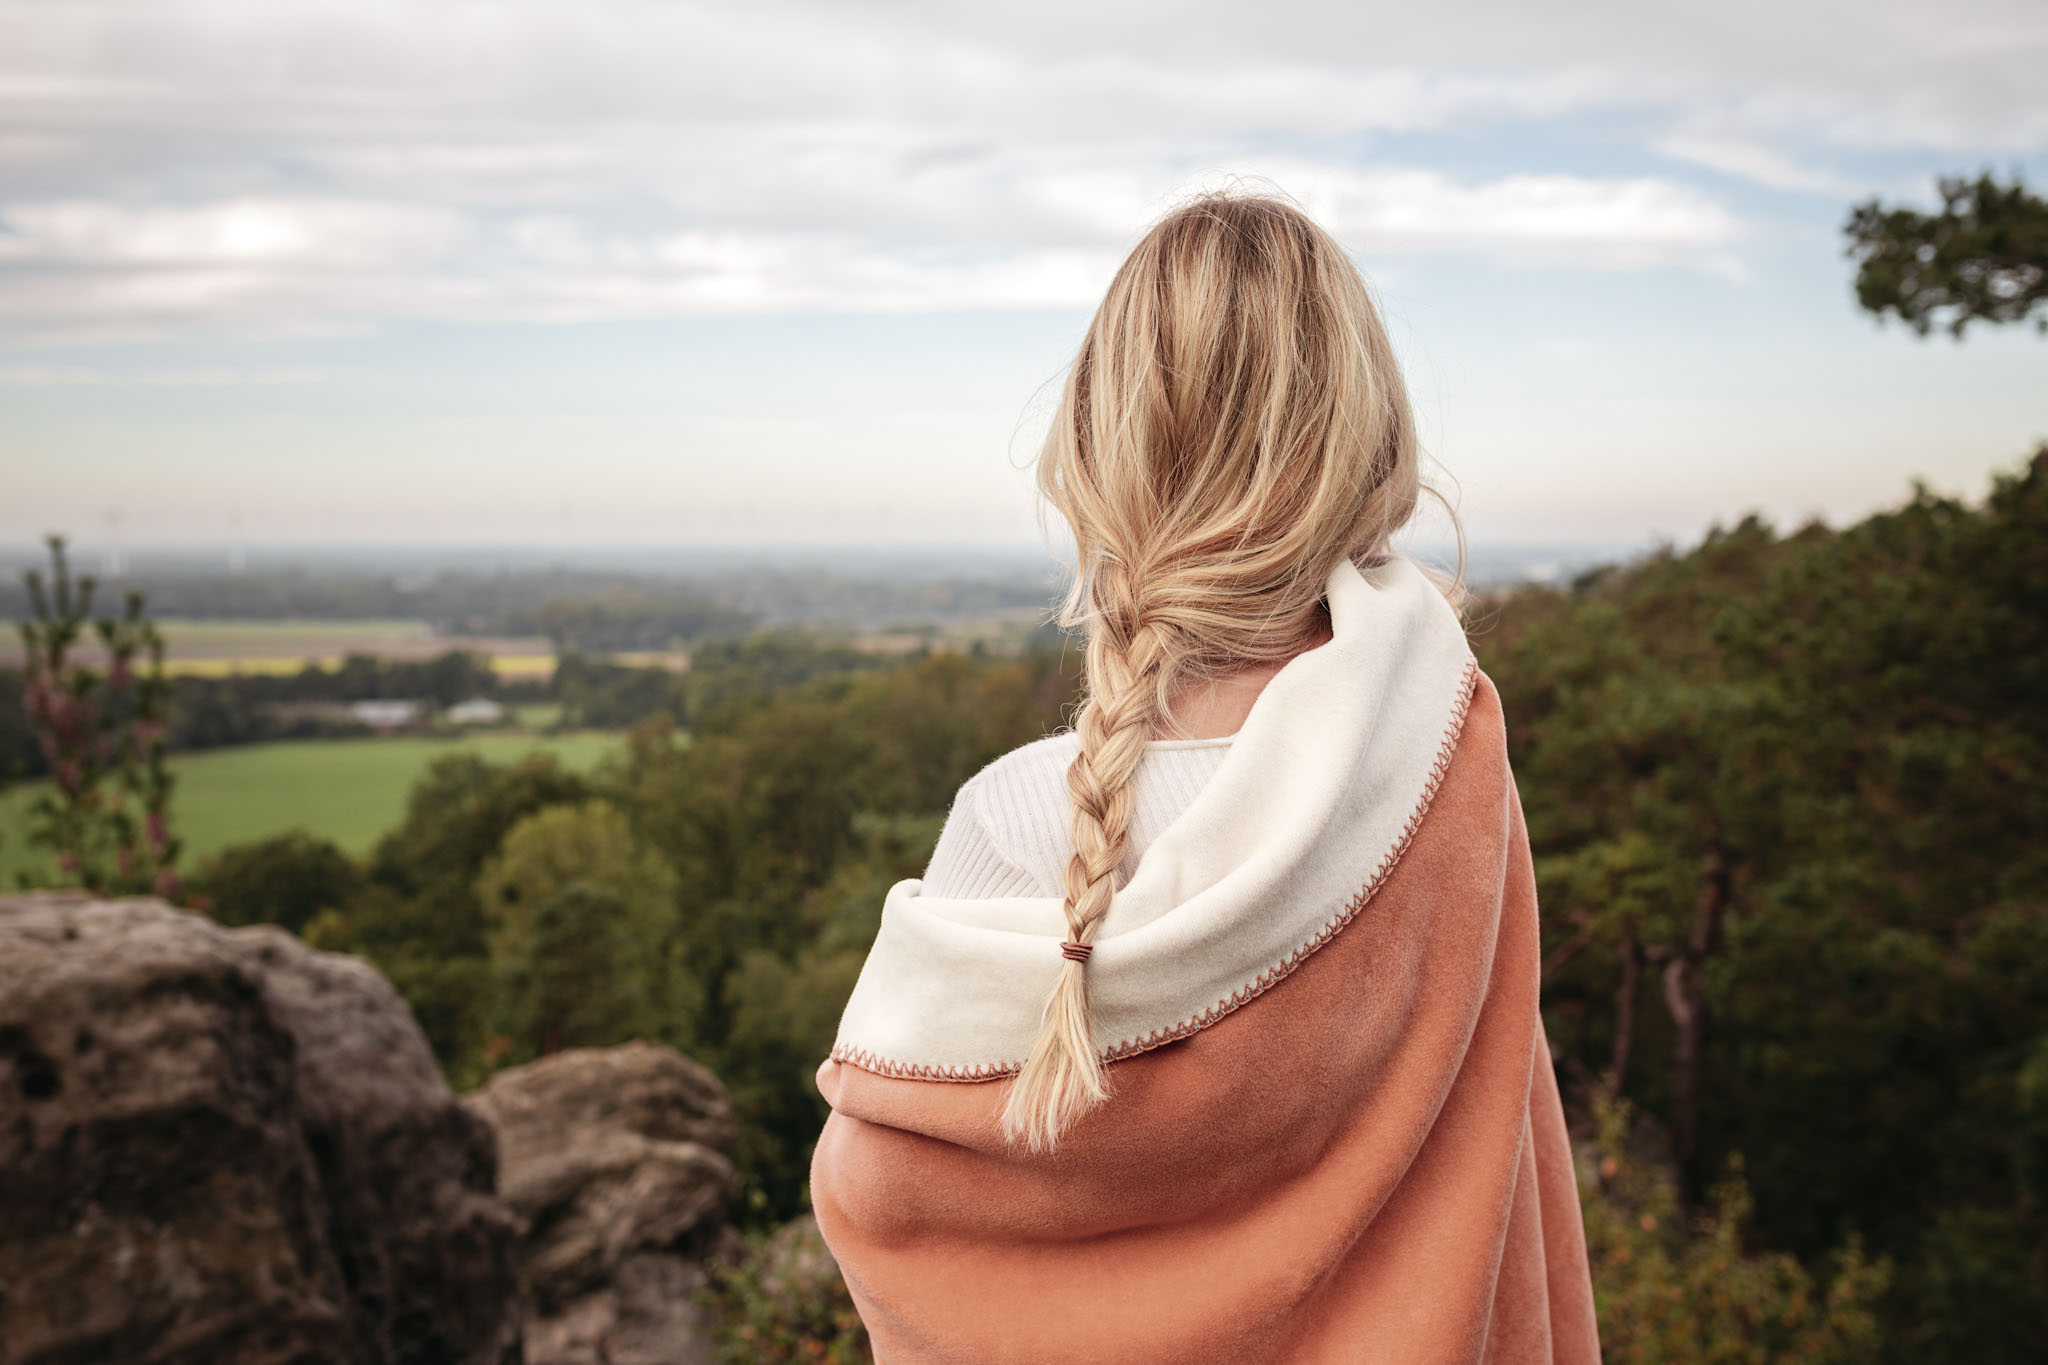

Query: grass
0;730;621;886
512;702;564;730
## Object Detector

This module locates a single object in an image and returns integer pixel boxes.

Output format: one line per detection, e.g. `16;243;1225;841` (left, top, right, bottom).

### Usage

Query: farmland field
0;730;621;885
0;618;558;678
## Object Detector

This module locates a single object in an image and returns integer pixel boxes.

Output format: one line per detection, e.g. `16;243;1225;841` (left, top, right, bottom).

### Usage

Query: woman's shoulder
951;734;1085;852
923;734;1081;899
959;732;1081;805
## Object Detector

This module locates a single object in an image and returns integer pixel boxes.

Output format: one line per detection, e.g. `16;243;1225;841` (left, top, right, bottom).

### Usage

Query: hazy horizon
0;531;1642;593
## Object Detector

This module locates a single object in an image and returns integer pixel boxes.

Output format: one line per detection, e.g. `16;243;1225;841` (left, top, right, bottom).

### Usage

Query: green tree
474;799;689;1063
716;812;943;1213
307;752;594;1078
1846;172;2048;337
17;534;178;894
553;652;689;729
197;832;363;935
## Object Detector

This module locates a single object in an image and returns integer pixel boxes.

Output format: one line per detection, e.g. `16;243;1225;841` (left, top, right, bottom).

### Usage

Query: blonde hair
1004;191;1430;1151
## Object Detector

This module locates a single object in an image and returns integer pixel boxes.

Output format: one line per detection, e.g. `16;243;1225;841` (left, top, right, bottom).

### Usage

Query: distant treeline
0;564;1057;651
555;634;911;730
0;631;942;776
0;652;499;767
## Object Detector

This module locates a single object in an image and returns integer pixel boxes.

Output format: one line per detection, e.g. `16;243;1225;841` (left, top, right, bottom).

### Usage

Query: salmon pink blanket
811;557;1600;1364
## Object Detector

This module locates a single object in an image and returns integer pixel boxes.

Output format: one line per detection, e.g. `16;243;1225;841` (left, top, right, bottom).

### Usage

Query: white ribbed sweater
922;733;1232;899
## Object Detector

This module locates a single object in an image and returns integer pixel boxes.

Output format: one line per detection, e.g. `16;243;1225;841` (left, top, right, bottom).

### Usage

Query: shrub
1583;1100;1890;1363
702;1215;870;1364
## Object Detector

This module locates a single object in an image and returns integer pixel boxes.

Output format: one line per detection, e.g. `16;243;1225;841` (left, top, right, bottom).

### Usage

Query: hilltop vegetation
1492;449;2047;1358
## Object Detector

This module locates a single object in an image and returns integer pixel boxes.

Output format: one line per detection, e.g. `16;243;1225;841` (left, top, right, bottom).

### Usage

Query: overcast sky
2;0;2043;553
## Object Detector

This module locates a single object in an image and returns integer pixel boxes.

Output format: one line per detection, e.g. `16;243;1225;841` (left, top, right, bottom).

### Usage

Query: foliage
305;752;597;1080
16;535;179;894
1583;1101;1889;1363
1845;171;2048;337
714;813;944;1209
195;831;363;934
1491;449;2048;1359
553;653;688;730
680;634;905;726
553;633;905;731
522;585;754;653
0;669;41;783
474;799;688;1064
701;1218;871;1365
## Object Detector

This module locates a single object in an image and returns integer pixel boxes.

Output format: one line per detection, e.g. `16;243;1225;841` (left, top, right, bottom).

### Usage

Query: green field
0;731;621;885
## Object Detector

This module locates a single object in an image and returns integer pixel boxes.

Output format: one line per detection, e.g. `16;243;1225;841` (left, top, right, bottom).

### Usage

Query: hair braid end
999;956;1109;1152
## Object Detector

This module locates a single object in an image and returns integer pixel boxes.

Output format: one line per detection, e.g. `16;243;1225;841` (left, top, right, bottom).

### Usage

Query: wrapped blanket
812;557;1600;1363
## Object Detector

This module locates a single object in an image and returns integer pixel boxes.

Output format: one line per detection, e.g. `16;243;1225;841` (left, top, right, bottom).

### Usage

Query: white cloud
0;198;466;267
0;162;1743;330
1242;165;1743;261
0;0;2039;334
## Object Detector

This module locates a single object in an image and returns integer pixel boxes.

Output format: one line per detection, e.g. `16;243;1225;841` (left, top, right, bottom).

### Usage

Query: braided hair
1002;191;1431;1151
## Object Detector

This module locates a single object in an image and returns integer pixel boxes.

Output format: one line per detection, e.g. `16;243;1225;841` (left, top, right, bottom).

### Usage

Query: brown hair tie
1060;940;1094;963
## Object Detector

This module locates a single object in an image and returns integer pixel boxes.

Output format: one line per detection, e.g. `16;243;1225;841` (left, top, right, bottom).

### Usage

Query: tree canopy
1845;172;2048;337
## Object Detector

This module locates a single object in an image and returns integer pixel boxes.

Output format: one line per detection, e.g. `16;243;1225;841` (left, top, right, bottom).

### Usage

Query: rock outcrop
0;893;521;1365
466;1042;738;1365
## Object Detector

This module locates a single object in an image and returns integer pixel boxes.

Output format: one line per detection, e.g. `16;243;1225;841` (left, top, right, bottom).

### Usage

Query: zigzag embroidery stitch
828;658;1481;1085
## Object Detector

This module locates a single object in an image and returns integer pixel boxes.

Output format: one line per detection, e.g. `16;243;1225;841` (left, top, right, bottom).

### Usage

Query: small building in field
348;699;430;734
447;698;508;727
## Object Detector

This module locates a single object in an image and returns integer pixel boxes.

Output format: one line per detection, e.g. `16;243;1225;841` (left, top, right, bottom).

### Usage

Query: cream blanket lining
830;555;1479;1080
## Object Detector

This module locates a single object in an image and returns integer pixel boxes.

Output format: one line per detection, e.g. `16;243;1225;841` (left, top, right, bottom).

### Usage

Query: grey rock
467;1043;737;1365
0;893;521;1365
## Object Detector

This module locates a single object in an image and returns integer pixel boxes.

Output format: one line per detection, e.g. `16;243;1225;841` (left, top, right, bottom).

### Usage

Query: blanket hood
830;553;1478;1080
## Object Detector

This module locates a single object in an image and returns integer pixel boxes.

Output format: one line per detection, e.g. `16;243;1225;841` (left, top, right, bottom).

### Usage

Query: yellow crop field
0;618;558;680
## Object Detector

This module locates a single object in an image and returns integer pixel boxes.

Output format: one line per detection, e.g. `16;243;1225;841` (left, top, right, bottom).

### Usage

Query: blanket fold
812;557;1600;1364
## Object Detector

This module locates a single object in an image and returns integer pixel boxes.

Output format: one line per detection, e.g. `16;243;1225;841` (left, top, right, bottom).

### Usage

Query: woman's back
809;192;1599;1363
